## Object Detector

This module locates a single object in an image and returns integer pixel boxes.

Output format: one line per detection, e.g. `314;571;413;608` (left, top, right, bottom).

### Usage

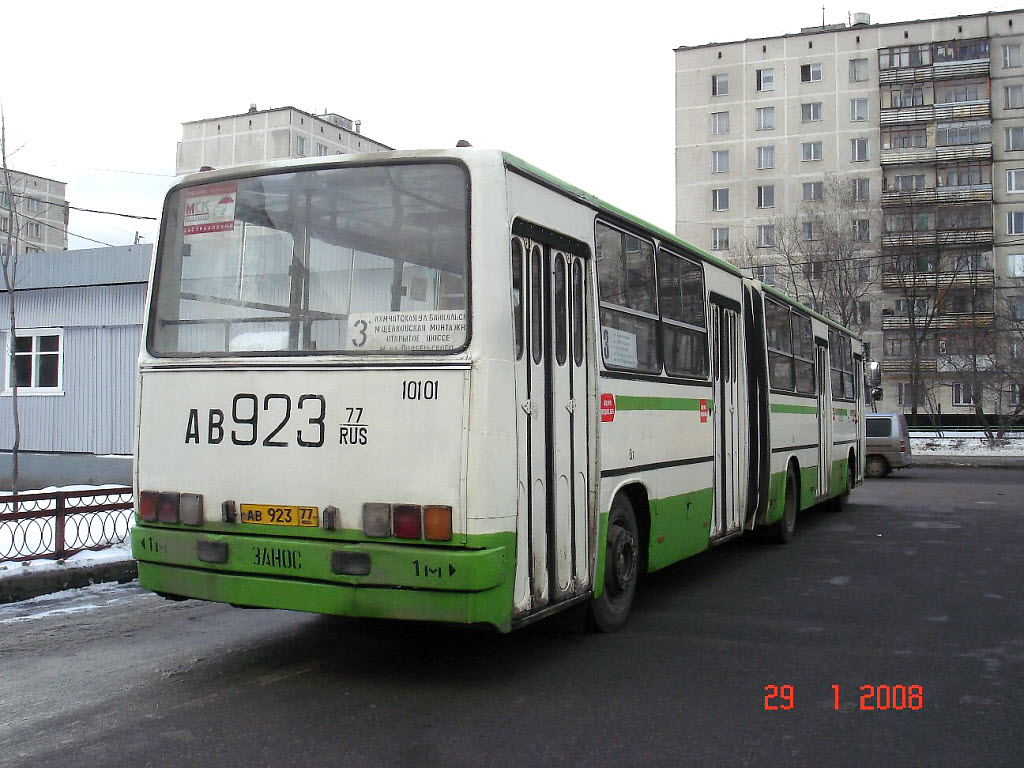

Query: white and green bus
131;149;865;632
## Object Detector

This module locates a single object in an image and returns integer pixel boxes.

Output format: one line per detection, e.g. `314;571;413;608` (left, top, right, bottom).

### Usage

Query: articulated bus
131;149;865;632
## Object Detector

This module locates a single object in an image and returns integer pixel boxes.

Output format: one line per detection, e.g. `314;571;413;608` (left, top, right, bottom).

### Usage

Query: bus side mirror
871;387;883;402
865;359;882;388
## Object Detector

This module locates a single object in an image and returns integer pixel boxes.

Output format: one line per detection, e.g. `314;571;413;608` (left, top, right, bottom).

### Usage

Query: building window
712;188;730;211
855;301;871;323
1008;254;1024;276
25;221;41;239
1004;44;1023;68
850;98;869;122
890;174;926;191
315;143;330;156
851;138;869;162
934;79;988;105
26;198;42;213
711;150;729;173
712;73;729;96
1007;382;1023;406
853;219;870;241
756;68;774;91
801;141;823;161
858;260;871;281
802;221;817;241
1007;127;1024;151
756;145;775;169
1008;211;1024;234
757;224;775;247
711;227;730;250
897;382;926;408
295;135;306;155
852;177;869;202
4;329;63;394
849;57;868;81
711;111;730;134
936;121;988;146
952;382;978;406
801;102;822;122
800;63;822;82
0;216;7;232
754;264;776;285
1007;84;1024;109
802;181;823;201
755;106;775;130
1010;169;1024;193
1011;295;1024;320
757;185;775;208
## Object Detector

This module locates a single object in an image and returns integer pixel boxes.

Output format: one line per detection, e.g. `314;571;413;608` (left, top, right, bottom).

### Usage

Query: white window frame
802;181;823;201
711;227;730;251
26;198;42;213
849;58;868;82
711;150;729;173
1008;169;1024;192
712;73;729;96
25;221;41;239
757;185;775;208
756;224;775;248
850;98;869;122
852;138;869;162
1007;84;1024;109
755;106;775;131
756;145;775;170
801;141;823;161
754;264;776;285
295;135;306;156
712;188;730;211
711;111;730;135
1007;254;1024;277
853;219;870;242
3;327;64;396
1006;126;1024;151
952;382;977;406
852;177;869;202
800;63;822;82
1008;211;1024;234
801;102;822;122
1004;44;1023;69
756;68;775;92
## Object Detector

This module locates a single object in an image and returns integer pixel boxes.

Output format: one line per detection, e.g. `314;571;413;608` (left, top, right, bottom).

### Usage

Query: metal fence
0;487;134;563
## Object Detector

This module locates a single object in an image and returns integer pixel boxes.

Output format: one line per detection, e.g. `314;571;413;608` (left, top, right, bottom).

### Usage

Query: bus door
510;231;591;614
710;300;745;539
815;339;832;497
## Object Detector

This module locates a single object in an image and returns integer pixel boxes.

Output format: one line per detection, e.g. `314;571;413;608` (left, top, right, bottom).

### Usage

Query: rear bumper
132;526;515;631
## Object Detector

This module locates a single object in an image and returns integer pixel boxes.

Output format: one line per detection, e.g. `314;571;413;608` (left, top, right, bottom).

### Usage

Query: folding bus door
510;230;591;616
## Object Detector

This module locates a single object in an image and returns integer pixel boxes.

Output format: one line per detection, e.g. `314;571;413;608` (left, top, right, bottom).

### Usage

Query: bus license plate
240;504;318;527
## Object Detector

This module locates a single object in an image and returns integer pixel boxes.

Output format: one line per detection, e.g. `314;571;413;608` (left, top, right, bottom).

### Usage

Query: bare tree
1;108;22;493
735;173;880;334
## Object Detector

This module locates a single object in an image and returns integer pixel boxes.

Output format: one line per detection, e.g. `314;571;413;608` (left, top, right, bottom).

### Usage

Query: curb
910;456;1023;469
0;558;138;604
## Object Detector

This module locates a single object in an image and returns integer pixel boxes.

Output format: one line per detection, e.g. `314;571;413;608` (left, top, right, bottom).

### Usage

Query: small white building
176;105;392;175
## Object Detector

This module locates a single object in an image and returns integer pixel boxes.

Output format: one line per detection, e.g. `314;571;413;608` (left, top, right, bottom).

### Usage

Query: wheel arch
603;480;652;575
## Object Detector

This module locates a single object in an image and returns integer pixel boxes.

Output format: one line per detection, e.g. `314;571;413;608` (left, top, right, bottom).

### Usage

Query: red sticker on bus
600;393;616;422
700;399;709;423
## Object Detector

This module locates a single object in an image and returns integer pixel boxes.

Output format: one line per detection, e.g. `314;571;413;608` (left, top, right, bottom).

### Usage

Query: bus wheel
835;463;855;513
775;468;797;544
589;494;640;632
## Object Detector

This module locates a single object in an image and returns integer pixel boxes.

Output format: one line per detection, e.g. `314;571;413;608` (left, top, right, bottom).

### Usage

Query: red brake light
139;491;157;522
392;505;422;539
157;492;180;523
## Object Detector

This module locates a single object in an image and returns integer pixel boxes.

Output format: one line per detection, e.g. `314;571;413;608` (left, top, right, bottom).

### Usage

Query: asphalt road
1;467;1020;767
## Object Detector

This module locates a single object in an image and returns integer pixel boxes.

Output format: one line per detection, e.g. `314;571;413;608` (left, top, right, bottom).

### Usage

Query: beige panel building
176;105;392;176
676;10;1024;421
0;170;68;255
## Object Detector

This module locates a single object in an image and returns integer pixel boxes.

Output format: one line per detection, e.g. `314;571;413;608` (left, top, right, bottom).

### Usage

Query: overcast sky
3;0;1006;250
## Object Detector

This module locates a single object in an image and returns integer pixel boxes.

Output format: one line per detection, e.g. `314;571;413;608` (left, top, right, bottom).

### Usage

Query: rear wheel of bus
589;494;640;632
775;466;798;544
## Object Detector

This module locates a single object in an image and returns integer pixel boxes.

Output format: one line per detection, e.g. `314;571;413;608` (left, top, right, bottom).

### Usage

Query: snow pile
910;436;1024;457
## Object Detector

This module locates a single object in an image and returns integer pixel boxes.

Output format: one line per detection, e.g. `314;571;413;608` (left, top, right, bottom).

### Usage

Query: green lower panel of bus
648;488;715;572
132;526;517;631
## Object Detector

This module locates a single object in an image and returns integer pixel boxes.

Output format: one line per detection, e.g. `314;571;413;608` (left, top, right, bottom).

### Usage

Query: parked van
864;413;914;478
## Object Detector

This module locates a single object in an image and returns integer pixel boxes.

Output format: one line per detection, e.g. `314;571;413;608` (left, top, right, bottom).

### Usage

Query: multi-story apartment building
676;10;1024;421
176;105;392;175
0;170;68;255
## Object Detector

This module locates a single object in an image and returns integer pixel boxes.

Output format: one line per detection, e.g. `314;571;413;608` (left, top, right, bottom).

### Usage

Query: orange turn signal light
423;505;453;541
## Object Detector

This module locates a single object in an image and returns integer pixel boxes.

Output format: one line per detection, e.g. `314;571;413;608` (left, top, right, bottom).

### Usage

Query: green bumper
132;526;515;631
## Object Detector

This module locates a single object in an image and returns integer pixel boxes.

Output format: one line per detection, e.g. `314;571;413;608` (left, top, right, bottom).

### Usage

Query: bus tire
775;467;798;544
835;462;855;513
589;494;640;632
865;455;889;479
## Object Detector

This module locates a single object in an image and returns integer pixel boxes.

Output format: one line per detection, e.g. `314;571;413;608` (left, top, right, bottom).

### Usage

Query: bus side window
765;298;795;391
531;244;544;364
554;254;568;366
572;259;584;367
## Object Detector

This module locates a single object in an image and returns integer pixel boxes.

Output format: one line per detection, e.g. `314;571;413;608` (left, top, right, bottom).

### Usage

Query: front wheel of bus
589;495;640;632
775;468;798;544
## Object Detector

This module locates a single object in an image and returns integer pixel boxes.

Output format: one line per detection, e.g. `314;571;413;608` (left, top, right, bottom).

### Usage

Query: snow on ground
0;538;133;582
910;436;1024;457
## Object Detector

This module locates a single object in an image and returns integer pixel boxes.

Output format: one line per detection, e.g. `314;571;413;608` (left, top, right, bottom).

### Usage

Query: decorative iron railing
0;487;134;563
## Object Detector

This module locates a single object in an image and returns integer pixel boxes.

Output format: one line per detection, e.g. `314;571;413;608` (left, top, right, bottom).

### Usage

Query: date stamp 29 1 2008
764;684;924;711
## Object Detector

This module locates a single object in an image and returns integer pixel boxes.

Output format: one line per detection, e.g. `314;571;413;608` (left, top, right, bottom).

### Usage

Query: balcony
879;143;992;166
878;59;990;84
936;228;993;246
882;231;937;248
880;102;991;126
881;185;993;207
882;358;937;375
881;270;995;290
882;311;995;330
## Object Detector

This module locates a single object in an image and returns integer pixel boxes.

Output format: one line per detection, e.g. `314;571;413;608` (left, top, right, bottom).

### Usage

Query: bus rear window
149;163;469;356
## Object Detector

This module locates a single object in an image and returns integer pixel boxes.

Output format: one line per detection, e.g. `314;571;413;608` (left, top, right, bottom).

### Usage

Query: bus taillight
393;505;422;539
156;492;180;524
179;494;205;525
423;506;453;541
138;491;157;522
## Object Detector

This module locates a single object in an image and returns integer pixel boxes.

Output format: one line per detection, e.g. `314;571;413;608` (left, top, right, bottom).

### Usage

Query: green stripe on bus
834;408;849;416
770;403;818;415
615;396;710;412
